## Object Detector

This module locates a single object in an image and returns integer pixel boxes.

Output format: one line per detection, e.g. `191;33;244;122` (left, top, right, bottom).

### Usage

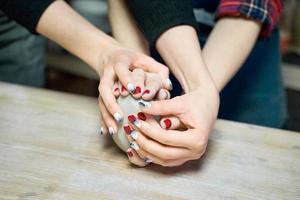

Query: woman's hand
124;82;219;167
98;45;172;136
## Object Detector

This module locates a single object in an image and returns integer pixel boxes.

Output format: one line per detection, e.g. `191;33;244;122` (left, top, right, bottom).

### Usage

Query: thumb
138;97;182;116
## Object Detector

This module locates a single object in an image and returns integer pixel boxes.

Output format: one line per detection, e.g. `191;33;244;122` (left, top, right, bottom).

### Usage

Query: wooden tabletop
0;81;299;200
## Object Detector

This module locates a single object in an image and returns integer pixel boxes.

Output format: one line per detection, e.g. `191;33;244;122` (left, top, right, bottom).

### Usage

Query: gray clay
112;96;145;152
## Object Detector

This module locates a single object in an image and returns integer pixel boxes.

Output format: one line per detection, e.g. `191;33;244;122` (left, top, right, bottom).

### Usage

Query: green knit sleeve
127;0;198;49
0;0;53;34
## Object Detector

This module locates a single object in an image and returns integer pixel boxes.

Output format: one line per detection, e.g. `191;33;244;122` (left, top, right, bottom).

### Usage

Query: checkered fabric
216;0;282;37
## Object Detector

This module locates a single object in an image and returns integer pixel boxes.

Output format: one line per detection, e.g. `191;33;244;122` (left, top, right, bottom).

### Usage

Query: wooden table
0;82;299;200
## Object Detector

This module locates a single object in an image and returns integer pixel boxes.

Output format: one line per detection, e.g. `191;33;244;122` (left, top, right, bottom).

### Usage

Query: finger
156;89;170;100
99;111;108;136
126;148;148;167
158;157;192;167
120;82;129;97
123;124;147;160
138;96;183;116
142;73;163;101
127;115;197;149
99;76;124;123
160;116;185;130
131;68;145;98
98;97;118;136
114;56;136;94
112;82;120;98
130;127;194;160
132;54;172;90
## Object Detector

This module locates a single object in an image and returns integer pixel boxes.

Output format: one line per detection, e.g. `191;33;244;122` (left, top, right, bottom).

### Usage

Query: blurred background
37;0;299;131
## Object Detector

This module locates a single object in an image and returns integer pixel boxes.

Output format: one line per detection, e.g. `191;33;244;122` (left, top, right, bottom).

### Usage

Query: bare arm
202;18;261;91
36;0;118;75
156;19;261;92
108;0;149;54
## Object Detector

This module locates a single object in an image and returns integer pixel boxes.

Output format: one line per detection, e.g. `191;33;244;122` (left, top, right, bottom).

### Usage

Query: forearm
202;18;261;92
156;25;215;92
37;0;118;75
108;0;149;54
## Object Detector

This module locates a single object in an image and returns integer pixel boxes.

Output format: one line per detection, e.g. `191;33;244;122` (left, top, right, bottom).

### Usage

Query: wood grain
0;81;299;200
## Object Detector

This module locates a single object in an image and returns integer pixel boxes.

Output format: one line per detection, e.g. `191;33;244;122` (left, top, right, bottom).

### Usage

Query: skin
36;0;172;135
108;0;261;167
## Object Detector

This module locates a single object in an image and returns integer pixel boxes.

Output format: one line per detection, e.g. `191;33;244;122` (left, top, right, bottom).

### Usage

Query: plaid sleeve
216;0;282;37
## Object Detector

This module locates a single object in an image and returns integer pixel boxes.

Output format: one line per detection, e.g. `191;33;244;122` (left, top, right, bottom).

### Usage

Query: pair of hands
98;44;220;167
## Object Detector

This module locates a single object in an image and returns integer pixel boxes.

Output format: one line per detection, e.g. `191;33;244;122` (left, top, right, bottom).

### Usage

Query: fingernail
137;112;147;121
126;149;133;157
123;124;133;135
127;83;135;93
121;85;127;92
113;112;123;123
108;127;114;136
163;119;172;129
137;100;151;108
145;158;152;164
166;79;173;90
142;89;150;95
128;115;141;128
134;86;141;94
130;131;138;140
114;87;119;92
100;127;104;135
165;90;170;99
130;142;140;150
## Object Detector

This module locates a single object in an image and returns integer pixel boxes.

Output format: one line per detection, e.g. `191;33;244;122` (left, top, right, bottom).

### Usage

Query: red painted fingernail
137;112;147;121
143;89;150;95
114;87;119;92
121;85;127;92
126;149;133;157
134;86;141;94
123;124;133;135
128;115;137;124
163;119;172;129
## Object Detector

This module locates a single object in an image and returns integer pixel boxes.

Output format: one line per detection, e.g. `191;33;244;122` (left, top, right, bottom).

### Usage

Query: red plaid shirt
216;0;282;37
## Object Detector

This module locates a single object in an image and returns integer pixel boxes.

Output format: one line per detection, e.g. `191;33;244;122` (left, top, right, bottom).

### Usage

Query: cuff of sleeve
3;0;53;34
215;0;282;38
128;0;199;49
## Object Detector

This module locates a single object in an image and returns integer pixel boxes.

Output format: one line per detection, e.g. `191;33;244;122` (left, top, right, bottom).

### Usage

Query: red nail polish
127;149;133;157
134;86;141;94
143;89;150;95
123;125;133;135
114;87;119;92
163;119;172;129
128;115;137;124
121;85;127;92
137;112;147;121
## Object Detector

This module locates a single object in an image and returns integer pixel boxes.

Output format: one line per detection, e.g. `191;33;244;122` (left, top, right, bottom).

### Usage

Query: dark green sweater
0;0;53;34
127;0;198;49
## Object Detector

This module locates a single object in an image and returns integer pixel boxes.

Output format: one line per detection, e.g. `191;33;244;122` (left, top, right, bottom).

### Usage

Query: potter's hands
125;84;220;167
98;45;172;135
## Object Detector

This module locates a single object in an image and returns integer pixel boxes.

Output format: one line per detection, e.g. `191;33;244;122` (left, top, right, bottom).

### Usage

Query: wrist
94;37;120;77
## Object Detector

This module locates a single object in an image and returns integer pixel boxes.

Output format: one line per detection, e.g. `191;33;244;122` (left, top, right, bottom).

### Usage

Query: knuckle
161;67;169;76
193;137;207;154
160;160;170;167
137;139;146;150
160;136;171;145
159;151;173;160
106;101;115;111
99;81;107;92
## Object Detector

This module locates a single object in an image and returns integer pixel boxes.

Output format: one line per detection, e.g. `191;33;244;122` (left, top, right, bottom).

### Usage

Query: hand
98;44;172;136
99;71;170;136
124;82;220;167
